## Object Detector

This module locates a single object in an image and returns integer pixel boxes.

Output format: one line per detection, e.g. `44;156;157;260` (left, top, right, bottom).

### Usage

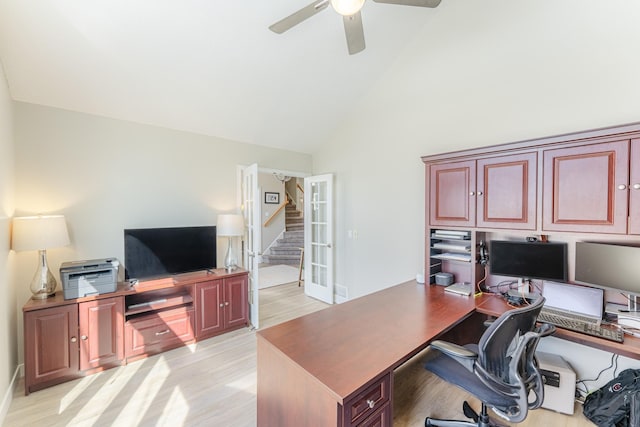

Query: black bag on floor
583;369;640;427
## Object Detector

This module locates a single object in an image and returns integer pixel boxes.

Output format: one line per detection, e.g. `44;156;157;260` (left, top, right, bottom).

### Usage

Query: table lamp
12;215;71;299
217;214;244;271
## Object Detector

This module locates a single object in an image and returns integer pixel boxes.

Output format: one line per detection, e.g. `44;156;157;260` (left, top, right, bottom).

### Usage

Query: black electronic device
489;240;568;282
575;241;640;310
124;226;216;280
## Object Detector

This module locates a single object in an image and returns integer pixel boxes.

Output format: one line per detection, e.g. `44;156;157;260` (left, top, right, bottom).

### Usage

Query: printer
60;258;119;300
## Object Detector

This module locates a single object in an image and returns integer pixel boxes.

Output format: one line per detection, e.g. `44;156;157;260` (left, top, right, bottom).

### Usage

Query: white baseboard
0;364;22;425
335;283;348;304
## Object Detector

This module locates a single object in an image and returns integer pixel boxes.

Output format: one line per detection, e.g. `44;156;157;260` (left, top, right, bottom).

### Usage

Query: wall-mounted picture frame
265;192;280;204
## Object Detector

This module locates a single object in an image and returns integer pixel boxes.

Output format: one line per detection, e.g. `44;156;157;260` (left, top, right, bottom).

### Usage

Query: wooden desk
257;282;477;426
257;282;640;427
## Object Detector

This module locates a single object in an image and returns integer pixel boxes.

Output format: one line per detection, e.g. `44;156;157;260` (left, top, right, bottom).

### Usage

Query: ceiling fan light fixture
330;0;365;16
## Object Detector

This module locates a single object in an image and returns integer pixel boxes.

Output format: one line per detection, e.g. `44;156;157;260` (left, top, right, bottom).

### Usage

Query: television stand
22;268;248;394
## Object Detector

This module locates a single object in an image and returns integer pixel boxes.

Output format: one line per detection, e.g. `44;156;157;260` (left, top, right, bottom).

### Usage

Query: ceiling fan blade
343;12;365;55
372;0;441;7
269;0;330;34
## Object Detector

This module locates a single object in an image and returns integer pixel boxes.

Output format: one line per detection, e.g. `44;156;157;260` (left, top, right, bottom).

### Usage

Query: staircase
262;203;304;265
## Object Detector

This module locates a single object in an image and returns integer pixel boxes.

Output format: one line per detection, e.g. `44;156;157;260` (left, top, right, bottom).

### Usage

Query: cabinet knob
70;336;77;343
618;184;628;190
81;335;88;341
469;191;475;196
633;183;640;190
367;399;375;409
477;191;483;196
220;303;224;308
225;302;230;306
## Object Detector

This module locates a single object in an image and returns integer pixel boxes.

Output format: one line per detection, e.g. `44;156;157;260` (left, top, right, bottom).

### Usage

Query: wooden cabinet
630;139;640;234
195;275;248;340
429;160;476;227
78;297;124;371
476;152;537;230
23;269;249;394
24;296;124;394
24;304;79;394
542;140;630;234
429;153;536;230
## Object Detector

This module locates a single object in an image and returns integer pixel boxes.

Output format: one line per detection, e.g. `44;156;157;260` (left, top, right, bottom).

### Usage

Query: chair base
425;401;506;427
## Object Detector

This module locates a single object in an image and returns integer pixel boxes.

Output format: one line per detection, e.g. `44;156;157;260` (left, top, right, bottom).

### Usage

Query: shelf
125;293;193;316
431;242;471;252
431;253;473;263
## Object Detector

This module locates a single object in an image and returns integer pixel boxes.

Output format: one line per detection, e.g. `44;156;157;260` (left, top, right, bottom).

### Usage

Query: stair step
270;247;303;255
262;254;301;265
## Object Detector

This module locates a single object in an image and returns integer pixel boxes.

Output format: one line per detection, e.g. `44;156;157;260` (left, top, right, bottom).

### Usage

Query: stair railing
263;199;290;227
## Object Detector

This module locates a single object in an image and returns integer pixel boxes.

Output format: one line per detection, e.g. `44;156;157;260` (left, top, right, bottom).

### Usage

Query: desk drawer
344;373;391;426
125;307;194;358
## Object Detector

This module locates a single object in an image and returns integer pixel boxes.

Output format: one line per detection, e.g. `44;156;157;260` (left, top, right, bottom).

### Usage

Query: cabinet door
429;160;476;227
542;140;629;233
476;152;537;230
78;297;124;371
195;279;224;339
630;139;640;234
24;305;79;394
224;275;248;329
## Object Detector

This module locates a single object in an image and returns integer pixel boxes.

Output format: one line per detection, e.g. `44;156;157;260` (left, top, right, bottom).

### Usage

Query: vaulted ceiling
0;0;444;154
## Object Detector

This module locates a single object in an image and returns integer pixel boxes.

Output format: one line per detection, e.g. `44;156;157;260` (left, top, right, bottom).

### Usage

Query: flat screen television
124;226;216;280
489;240;568;282
575;241;640;307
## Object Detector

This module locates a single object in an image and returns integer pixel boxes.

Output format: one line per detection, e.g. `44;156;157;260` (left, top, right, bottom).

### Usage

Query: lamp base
30;249;57;300
224;236;238;271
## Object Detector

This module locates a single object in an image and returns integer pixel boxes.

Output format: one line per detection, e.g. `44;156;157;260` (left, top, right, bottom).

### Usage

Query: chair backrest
475;296;554;423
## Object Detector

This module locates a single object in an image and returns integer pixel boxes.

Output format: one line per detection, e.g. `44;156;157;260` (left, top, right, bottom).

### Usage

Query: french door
242;163;261;328
304;174;334;304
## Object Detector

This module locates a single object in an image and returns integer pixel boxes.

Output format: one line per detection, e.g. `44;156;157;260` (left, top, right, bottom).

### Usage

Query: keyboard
538;311;624;343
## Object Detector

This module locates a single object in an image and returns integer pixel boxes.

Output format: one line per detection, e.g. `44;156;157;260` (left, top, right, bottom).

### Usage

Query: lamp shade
217;214;244;237
12;215;70;251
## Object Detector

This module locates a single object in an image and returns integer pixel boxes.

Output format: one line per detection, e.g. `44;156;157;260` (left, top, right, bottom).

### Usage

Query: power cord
575;353;619;400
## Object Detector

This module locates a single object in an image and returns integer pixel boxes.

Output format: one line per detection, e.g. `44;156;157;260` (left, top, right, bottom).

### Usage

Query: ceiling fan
269;0;441;55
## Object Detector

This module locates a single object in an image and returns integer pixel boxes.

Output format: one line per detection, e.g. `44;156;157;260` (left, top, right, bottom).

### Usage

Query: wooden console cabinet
23;268;248;394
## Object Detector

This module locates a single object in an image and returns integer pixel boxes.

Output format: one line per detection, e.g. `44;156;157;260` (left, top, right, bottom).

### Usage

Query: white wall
259;172;285;253
12;102;312;364
0;60;16;420
313;0;640;389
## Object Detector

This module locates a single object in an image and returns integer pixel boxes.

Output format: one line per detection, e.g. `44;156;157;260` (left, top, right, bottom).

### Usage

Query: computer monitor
489;240;568;283
575;241;640;311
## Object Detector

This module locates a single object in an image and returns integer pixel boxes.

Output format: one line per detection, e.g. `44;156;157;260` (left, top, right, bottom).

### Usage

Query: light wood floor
5;282;594;426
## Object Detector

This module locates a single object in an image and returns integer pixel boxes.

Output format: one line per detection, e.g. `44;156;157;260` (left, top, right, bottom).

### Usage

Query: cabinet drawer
344;373;391;425
125;307;194;358
357;401;391;427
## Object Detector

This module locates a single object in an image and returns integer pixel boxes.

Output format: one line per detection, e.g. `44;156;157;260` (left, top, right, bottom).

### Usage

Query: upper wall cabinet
429;160;476;227
630;139;640;234
542;140;631;234
429;153;537;230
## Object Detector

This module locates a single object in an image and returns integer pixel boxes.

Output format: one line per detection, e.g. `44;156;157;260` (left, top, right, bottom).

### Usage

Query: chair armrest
429;340;478;372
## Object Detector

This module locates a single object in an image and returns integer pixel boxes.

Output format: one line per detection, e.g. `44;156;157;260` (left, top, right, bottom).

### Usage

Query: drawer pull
367;399;375;409
81;335;88;341
70;336;77;343
633;183;640;190
618;184;628;190
155;329;171;336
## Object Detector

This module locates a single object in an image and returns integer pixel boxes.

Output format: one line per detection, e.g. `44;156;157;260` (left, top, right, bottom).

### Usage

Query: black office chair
424;296;555;427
